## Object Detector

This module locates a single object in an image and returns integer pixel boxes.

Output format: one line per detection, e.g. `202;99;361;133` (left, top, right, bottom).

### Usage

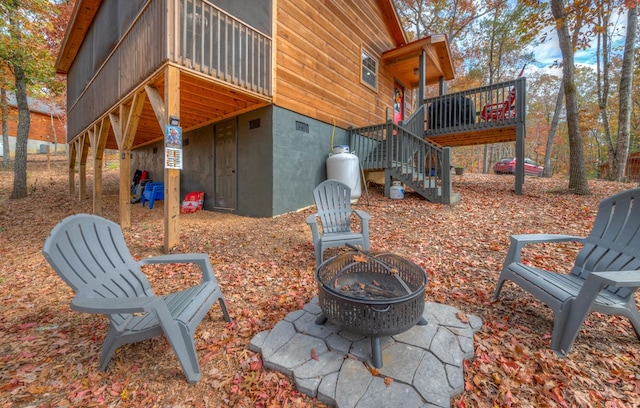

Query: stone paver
249;298;482;407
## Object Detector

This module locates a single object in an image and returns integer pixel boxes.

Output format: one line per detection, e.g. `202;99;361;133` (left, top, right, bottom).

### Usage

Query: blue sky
529;7;629;73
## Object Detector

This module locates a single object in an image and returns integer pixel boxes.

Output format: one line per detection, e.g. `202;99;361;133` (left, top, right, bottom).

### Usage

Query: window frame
360;47;378;91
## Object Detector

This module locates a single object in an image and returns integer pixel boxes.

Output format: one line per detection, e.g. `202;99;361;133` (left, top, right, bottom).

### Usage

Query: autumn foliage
0;156;639;407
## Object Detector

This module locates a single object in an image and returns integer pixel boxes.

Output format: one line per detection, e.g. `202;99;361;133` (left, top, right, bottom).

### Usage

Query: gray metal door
214;119;237;209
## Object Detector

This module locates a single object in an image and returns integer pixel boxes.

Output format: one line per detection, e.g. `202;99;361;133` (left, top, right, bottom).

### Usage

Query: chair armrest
306;213;321;241
353;210;371;222
504;234;584;266
306;213;318;226
589;270;640;288
71;295;161;314
139;253;216;282
353;210;370;236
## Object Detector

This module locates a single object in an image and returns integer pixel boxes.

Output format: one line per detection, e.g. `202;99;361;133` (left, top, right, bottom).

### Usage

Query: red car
493;157;543;176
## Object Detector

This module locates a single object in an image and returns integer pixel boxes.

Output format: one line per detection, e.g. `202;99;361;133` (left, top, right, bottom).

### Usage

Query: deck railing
173;0;272;97
67;0;272;140
403;77;526;136
349;122;452;203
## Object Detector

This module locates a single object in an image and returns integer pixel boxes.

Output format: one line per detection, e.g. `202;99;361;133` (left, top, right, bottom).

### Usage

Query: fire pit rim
315;251;427;304
316;275;423;305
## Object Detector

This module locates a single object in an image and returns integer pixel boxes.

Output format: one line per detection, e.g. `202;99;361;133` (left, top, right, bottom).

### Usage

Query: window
361;49;378;90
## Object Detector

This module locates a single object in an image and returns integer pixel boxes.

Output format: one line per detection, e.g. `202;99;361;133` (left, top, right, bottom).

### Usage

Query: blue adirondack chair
306;179;371;266
42;214;231;383
493;188;640;356
141;182;164;209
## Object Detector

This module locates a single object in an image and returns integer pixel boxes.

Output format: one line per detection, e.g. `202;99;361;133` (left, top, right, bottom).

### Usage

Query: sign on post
165;124;183;169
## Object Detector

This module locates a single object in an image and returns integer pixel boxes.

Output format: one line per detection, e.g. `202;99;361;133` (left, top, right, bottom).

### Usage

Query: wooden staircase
349;77;528;202
349;122;459;204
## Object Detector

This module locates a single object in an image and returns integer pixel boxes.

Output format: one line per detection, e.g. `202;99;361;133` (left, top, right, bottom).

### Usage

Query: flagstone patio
250;297;482;407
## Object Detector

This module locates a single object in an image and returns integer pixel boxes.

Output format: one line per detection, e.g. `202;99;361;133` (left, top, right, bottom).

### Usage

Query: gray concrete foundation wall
130;106;349;217
237;107;273;217
271;107;348;215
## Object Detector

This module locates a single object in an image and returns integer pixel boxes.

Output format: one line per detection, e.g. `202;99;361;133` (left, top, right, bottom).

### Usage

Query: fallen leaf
354;254;367;263
3;161;637;407
456;311;470;323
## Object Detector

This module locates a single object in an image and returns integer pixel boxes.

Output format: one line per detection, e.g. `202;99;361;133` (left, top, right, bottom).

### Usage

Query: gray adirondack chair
493;187;640;356
307;179;371;266
42;214;231;383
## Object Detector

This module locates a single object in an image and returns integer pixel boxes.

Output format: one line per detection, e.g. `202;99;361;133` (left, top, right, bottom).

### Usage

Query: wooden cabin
57;0;525;250
599;152;640;182
56;0;460;249
1;92;66;155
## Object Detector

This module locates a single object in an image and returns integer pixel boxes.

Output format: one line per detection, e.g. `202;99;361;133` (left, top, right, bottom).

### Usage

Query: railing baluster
348;121;450;203
215;10;220;78
173;5;275;88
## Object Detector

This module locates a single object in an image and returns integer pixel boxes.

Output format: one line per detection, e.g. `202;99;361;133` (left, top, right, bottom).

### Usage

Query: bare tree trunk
1;87;9;165
551;0;590;194
611;4;637;181
49;109;57;151
595;3;616;180
543;82;564;177
11;63;29;199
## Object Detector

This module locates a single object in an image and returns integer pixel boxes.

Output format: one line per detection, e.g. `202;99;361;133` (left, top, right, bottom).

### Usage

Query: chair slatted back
313;180;353;234
43;214;154;298
572;188;640;298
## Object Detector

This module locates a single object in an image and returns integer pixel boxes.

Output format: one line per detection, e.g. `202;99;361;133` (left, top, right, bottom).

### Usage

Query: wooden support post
110;110;130;228
68;142;76;195
79;171;86;200
119;151;132;227
93;122;102;214
111;92;146;228
515;123;525;195
441;147;452;204
514;78;526;195
77;134;90;202
418;50;426;103
90;119;110;215
164;66;181;253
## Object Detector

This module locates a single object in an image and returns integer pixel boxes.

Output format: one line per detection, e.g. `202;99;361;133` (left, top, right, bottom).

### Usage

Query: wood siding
1;108;66;144
275;0;401;130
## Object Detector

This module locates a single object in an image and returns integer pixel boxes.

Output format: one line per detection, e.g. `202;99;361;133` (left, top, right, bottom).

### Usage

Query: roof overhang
382;34;455;88
56;0;103;74
378;0;407;45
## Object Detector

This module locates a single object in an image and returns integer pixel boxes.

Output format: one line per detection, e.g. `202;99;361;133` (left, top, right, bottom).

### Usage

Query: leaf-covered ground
1;156;639;407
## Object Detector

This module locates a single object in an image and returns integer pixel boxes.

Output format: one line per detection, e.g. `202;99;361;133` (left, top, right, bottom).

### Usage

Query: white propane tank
326;145;362;203
390;180;404;199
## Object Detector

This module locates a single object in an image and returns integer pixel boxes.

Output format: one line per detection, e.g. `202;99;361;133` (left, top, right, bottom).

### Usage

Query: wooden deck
426;125;517;148
404;77;526;150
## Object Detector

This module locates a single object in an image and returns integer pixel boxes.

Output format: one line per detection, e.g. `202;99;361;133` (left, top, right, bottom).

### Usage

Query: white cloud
528;7;629;76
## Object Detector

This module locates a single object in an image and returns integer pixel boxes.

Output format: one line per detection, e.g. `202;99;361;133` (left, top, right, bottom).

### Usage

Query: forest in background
394;0;639;180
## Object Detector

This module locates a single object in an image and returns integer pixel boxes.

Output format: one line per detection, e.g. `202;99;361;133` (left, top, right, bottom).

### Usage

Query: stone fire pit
315;250;428;368
250;297;482;407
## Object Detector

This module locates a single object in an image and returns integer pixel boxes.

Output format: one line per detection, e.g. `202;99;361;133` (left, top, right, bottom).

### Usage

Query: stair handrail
400;104;427;138
348;122;453;203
